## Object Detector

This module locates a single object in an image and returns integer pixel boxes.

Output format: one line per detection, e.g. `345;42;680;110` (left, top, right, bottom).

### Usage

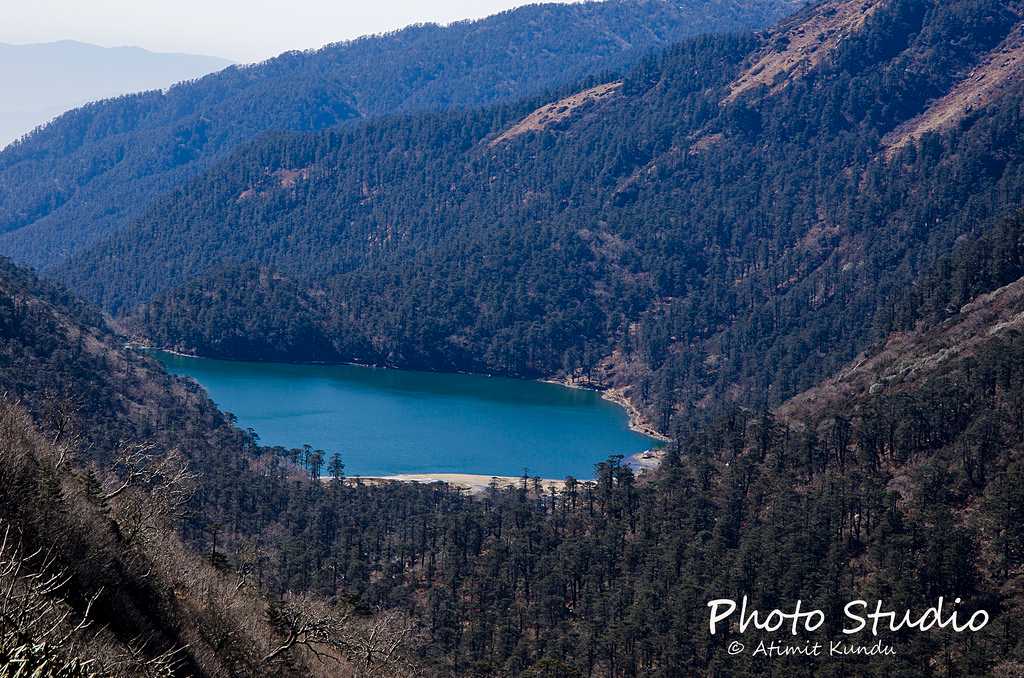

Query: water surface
155;353;657;478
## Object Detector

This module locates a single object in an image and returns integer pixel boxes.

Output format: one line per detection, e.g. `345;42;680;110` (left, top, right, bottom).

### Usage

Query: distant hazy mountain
0;40;232;146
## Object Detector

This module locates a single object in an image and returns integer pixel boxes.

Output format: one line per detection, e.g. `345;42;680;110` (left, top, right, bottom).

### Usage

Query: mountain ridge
0;0;802;272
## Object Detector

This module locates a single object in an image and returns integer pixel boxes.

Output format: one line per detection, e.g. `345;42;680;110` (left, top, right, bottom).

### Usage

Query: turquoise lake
154;353;658;479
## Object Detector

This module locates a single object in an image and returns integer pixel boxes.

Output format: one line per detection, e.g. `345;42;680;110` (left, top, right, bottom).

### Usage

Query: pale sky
1;0;577;63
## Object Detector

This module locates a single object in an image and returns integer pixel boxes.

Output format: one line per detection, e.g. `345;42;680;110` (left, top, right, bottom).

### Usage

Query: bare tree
344;608;422;678
104;637;189;677
103;443;198;548
0;521;98;674
262;593;354;665
262;593;423;677
104;442;195;504
0;521;186;677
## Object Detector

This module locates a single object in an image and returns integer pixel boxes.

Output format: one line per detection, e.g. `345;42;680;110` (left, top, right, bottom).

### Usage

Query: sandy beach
599;387;671;442
347;447;665;494
348;473;567;494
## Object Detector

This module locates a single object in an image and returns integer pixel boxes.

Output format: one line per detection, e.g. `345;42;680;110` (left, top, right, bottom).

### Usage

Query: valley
3;0;1024;676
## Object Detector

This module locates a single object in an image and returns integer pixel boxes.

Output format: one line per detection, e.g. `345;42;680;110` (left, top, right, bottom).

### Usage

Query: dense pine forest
3;0;1024;675
0;0;799;272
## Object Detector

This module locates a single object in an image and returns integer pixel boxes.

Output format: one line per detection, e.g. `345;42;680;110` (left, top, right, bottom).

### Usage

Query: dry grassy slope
884;20;1024;153
0;398;363;678
724;0;887;103
724;0;1024;150
489;81;623;145
777;274;1024;422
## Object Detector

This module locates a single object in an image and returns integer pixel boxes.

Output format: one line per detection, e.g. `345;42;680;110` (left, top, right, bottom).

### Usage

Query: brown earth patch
273;167;311;188
883;23;1024;155
688;133;723;155
237;167;312;201
490;81;622;146
724;0;886;104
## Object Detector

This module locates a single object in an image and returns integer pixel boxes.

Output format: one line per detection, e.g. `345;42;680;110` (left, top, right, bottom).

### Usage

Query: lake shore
541;377;671;443
601;387;671;443
141;346;670;448
128;343;200;359
347;447;665;494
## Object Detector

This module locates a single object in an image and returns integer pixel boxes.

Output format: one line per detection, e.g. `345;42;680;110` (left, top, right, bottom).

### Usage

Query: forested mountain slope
66;0;1024;437
0;0;801;272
